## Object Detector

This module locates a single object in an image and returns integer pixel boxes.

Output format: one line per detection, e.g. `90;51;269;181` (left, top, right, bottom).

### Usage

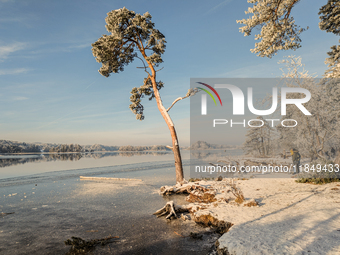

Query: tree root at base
153;201;190;220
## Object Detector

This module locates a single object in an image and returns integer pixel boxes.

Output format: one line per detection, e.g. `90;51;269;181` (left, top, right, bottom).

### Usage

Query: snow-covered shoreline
214;178;340;254
157;174;340;254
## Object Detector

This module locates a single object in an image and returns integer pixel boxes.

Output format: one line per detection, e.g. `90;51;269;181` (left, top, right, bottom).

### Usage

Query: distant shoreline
0;147;242;156
0;150;173;156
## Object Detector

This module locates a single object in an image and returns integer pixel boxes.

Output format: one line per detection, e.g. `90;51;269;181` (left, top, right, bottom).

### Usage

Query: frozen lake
0;151;180;180
0;150;243;254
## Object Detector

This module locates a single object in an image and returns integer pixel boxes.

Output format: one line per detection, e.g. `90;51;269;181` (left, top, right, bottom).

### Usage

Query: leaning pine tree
91;8;195;184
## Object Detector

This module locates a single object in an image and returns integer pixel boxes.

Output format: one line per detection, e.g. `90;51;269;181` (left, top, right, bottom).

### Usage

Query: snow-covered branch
167;88;199;112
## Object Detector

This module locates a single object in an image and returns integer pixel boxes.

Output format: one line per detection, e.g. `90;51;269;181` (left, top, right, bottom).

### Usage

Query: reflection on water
190;149;243;160
0;151;170;168
74;180;143;197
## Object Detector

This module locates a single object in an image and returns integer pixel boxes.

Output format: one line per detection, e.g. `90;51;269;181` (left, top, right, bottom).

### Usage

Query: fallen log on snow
159;183;209;196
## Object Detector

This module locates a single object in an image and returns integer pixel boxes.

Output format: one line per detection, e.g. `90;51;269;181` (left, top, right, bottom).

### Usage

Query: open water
0;150;242;254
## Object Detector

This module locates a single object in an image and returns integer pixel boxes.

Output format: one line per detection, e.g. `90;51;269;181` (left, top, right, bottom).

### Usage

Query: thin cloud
85;81;95;90
219;62;281;78
12;96;28;101
68;43;91;49
28;42;91;56
62;112;120;121
0;42;26;60
0;17;23;22
205;0;233;15
0;68;29;75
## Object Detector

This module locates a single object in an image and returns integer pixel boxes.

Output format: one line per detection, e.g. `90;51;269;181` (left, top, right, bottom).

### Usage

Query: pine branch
166;88;199;112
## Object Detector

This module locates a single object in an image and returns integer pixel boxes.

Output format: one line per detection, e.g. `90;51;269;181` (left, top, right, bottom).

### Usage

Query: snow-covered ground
191;178;340;254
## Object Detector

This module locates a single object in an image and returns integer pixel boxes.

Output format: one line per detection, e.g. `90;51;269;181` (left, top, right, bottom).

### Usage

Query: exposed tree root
155;180;249;236
153;201;190;220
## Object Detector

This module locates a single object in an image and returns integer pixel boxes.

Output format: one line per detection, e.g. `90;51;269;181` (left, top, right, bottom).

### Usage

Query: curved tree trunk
146;59;184;183
151;82;184;183
137;45;184;184
152;90;184;183
169;126;184;183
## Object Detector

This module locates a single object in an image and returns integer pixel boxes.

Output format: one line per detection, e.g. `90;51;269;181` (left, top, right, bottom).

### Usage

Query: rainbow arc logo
197;82;222;115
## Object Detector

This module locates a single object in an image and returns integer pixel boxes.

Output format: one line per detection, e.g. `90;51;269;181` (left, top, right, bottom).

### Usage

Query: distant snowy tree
73;144;82;152
119;145;135;151
277;56;340;159
319;77;340;153
243;116;274;156
91;7;197;183
324;42;340;78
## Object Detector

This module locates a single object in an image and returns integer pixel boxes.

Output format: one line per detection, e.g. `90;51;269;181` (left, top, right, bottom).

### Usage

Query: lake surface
0;149;244;180
0;150;243;254
0;151;179;179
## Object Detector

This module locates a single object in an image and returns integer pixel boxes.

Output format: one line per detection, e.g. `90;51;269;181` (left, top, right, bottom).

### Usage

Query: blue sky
0;0;338;146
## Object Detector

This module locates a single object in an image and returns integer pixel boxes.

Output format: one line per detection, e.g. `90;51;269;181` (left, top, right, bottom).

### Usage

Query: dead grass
244;199;259;207
227;180;245;204
194;214;219;226
235;197;244;204
188;178;212;182
186;192;217;203
194;214;233;235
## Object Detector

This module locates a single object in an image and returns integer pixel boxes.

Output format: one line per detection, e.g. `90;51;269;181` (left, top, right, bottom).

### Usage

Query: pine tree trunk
154;97;184;183
138;45;184;183
155;101;184;183
147;63;184;183
169;126;184;183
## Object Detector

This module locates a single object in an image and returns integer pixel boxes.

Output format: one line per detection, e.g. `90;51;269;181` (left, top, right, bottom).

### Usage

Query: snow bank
212;178;340;255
